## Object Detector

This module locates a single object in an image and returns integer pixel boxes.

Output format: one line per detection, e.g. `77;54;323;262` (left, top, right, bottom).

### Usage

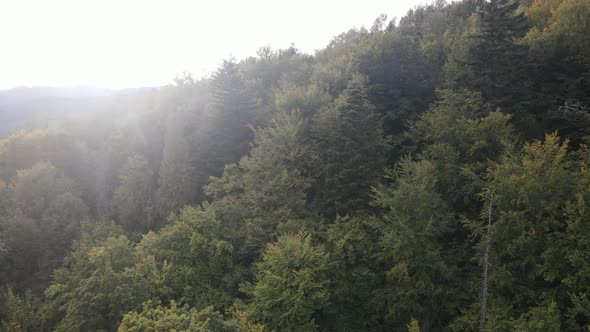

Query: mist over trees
1;0;590;330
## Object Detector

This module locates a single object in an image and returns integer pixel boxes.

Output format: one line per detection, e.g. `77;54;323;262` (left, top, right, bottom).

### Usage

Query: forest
1;0;589;330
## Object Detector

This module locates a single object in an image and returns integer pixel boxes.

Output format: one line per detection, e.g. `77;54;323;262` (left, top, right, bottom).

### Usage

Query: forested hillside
1;0;590;330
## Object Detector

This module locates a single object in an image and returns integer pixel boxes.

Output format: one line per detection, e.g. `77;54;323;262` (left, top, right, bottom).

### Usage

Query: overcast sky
0;0;429;89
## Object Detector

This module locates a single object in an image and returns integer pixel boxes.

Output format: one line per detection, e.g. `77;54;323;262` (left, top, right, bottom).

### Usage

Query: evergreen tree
324;215;384;331
356;30;435;142
313;75;388;216
206;110;316;254
371;158;461;330
203;59;257;176
155;111;196;223
466;133;575;330
249;231;330;331
445;0;534;133
0;288;40;332
113;154;154;232
409;89;515;214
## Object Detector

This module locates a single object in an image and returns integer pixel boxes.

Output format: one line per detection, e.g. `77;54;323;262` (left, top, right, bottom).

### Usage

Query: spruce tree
371;158;461;330
206;110;316;254
203;59;257;176
113;154;154;232
155;111;196;223
445;0;533;132
313;74;388;216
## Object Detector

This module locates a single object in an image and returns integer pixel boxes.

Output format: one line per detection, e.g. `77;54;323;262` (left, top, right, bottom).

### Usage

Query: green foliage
410;89;515;212
155;111;197;221
206;110;316;254
324;215;383;331
1;2;589;331
525;0;590;143
114;154;154;232
118;300;239;332
312;75;388;216
204;59;257;175
511;302;561;332
408;318;421;332
0;288;40;332
249;231;330;331
526;0;590;66
273;83;331;117
355;30;434;140
372;158;461;330
146;206;236;309
444;0;539;135
42;228;156;331
0;161;88;291
458;133;589;330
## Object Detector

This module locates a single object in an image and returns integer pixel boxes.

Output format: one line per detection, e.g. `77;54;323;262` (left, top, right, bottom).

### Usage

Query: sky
0;0;429;89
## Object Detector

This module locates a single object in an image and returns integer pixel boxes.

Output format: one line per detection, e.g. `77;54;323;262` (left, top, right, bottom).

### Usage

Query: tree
324;215;384;331
11;162;78;220
371;158;461;330
467;133;574;330
113;154;154;232
37;193;88;285
0;162;87;292
444;0;534;134
312;75;388;216
409;89;515;214
42;223;156;332
0;288;40;332
355;30;434;141
249;231;331;331
202;59;257;176
145;206;236;310
206;110;317;254
525;0;590;143
539;144;590;330
118;300;239;332
155;111;197;222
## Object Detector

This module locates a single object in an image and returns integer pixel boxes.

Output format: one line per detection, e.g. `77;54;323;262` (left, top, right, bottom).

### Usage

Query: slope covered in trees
1;0;590;330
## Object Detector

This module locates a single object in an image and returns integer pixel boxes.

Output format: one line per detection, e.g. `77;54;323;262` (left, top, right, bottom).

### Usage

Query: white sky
0;0;429;89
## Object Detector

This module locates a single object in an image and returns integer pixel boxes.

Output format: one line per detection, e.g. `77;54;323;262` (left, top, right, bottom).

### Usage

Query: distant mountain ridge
0;86;156;105
0;86;158;136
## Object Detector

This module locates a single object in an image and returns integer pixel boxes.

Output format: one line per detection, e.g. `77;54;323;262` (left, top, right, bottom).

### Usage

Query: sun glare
0;0;428;89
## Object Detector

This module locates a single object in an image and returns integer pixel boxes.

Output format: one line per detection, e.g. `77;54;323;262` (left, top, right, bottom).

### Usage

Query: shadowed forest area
1;0;590;330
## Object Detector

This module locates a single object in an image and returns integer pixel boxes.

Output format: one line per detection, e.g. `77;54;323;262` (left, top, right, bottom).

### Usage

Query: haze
0;0;427;89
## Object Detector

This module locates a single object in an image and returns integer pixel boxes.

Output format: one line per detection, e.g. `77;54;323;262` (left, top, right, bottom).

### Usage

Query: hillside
0;87;156;136
0;0;589;331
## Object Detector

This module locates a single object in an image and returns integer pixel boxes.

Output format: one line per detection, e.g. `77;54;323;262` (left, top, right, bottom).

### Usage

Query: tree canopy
1;0;590;330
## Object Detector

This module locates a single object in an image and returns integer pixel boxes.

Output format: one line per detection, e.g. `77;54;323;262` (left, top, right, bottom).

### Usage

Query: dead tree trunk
479;194;493;332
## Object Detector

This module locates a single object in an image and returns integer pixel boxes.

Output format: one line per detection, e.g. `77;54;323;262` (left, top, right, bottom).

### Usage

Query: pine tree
203;59;257;176
371;158;461;330
155;111;196;223
206;110;316;254
324;215;384;331
445;0;533;132
313;75;388;216
113;154;154;232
